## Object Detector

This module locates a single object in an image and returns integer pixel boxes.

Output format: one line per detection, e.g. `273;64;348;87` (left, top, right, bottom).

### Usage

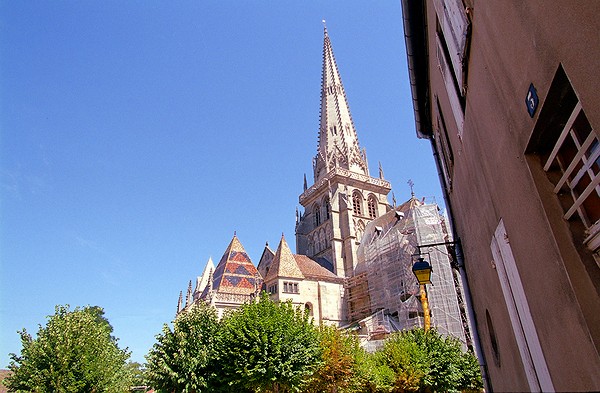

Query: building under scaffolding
346;196;470;347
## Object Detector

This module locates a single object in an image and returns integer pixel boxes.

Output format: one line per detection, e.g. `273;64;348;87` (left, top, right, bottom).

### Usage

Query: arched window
352;191;363;216
324;197;331;220
305;302;314;316
313;204;321;227
355;220;366;242
320;229;327;250
368;195;377;218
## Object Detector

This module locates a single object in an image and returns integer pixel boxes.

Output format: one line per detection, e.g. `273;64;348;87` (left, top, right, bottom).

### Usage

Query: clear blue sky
0;1;443;366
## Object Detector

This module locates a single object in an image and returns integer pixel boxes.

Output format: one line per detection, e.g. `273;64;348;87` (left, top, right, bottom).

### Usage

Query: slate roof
211;235;260;295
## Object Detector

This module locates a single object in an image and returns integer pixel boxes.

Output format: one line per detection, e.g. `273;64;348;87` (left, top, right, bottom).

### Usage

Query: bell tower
296;27;392;278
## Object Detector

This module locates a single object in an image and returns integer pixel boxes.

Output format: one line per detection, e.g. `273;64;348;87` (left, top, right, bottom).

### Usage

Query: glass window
352;192;363;216
314;204;321;227
368;195;377;218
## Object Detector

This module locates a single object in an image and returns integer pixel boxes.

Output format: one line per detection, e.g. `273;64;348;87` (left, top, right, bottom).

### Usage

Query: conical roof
264;235;304;282
257;243;275;278
211;235;260;295
195;257;214;295
314;26;368;182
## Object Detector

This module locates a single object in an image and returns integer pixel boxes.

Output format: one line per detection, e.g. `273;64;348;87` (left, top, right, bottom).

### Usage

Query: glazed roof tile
211;235;260;295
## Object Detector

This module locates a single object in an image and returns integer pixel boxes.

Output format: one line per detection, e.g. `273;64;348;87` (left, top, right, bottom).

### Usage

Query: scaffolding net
346;197;469;347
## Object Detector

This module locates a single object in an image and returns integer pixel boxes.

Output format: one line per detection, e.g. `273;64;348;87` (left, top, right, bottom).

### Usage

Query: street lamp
412;257;432;332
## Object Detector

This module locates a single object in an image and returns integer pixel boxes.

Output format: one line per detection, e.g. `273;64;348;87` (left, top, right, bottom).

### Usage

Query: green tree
4;305;132;393
378;329;483;392
218;293;321;393
305;325;379;393
125;362;147;388
145;302;220;393
305;326;355;392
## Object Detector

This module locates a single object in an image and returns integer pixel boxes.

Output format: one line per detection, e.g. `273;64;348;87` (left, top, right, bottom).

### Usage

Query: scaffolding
346;197;469;346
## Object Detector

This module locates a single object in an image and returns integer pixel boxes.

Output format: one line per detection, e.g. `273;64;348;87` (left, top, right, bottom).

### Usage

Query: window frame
542;100;600;251
367;195;377;219
352;191;363;216
283;281;299;294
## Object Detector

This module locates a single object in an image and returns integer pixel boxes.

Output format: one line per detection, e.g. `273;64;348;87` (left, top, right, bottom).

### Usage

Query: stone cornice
299;167;391;205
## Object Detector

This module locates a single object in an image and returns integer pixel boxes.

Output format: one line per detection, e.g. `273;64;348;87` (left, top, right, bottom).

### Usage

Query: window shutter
436;35;464;134
433;0;469;92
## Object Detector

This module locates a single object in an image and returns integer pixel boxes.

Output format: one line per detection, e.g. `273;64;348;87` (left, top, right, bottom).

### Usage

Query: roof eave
401;0;432;139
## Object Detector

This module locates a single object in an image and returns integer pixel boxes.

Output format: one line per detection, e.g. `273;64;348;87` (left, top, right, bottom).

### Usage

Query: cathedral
178;27;467;344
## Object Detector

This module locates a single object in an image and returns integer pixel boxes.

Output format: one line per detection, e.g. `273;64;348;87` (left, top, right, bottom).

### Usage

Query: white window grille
543;101;600;251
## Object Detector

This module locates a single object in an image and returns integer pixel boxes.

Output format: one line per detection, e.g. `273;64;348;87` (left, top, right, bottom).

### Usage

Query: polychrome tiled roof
211;235;261;295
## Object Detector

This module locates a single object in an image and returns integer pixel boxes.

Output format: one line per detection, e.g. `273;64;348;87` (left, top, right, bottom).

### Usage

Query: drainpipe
430;140;491;392
401;0;491;390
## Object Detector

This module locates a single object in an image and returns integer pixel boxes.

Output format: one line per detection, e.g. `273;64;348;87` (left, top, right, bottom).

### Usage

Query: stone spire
186;280;192;307
177;291;183;314
314;26;368;182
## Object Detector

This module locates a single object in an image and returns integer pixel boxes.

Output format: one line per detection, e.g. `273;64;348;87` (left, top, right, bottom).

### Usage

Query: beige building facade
258;236;345;326
402;1;600;391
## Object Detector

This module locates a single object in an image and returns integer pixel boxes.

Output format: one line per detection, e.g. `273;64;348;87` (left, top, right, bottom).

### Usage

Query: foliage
5;305;132;393
145;302;220;393
144;299;480;393
357;350;395;393
304;325;395;393
218;292;321;393
304;326;358;392
378;329;483;392
125;362;147;388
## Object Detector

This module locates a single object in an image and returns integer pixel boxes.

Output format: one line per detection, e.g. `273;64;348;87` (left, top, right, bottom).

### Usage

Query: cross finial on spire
408;179;415;197
322;19;327;29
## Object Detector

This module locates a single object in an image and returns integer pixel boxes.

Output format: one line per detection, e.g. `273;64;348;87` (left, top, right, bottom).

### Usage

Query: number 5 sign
526;83;539;118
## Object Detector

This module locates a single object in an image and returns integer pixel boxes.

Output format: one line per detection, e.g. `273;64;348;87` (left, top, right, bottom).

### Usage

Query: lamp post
412;257;433;332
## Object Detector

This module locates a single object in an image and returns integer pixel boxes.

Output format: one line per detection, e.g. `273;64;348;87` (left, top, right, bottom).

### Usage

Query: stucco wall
423;1;600;390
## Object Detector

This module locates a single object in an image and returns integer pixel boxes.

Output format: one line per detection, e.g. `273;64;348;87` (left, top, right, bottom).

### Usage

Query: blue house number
526;83;539;118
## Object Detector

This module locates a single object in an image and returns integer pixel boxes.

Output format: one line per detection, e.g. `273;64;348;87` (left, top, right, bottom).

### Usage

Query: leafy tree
305;325;388;393
356;349;395;393
378;328;482;392
305;326;356;392
5;305;132;393
145;301;220;393
125;362;147;388
218;292;321;393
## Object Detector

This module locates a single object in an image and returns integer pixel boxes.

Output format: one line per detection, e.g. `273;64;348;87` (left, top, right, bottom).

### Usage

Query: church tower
296;27;392;279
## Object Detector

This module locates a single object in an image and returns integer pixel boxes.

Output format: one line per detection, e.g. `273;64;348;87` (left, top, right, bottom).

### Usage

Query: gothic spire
314;26;368;182
177;290;183;314
186;280;192;307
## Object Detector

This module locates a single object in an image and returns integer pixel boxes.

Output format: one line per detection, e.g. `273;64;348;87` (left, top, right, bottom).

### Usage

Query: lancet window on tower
325;197;331;220
368;195;377;219
314;204;321;227
352;191;363;216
